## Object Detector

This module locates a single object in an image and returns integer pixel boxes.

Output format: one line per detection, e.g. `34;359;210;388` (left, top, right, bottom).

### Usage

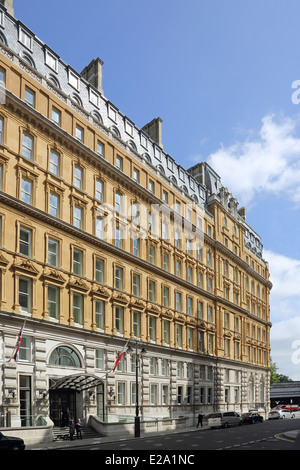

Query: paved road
65;418;300;452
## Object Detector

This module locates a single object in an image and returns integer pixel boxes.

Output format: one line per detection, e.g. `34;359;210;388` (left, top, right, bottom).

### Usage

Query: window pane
19;277;31;312
50;150;60;175
21;178;32;204
48;285;59;319
73;293;82;324
73;249;82;275
48;238;58;266
22;133;33;160
19;227;31;256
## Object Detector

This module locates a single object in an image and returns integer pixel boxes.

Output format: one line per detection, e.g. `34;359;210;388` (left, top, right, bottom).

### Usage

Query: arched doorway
48;346;104;426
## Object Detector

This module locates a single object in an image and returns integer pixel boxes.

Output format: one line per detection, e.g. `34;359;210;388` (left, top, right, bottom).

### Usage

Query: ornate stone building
0;1;271;431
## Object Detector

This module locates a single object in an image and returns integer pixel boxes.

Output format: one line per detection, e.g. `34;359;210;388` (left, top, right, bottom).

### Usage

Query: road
67;417;300;452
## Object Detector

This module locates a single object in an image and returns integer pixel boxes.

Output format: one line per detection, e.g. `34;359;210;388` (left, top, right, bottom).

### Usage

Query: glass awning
50;373;104;392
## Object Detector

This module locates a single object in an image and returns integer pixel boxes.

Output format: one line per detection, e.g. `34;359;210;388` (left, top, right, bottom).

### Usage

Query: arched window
48;74;61;89
49;346;82;367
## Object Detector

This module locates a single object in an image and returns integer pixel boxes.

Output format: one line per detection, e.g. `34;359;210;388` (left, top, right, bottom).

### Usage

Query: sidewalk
26;424;208;451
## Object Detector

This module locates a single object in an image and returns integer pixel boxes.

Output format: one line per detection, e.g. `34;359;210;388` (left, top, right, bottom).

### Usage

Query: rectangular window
95;258;104;283
24;87;35;108
176;324;182;347
0;66;5;86
162;385;168;405
22;132;33;160
19;226;32;257
52;107;61;126
19;276;31;312
133;168;139;183
116;155;123;170
19;28;32;49
74;205;82;229
75;125;83;142
115;192;122;213
96;217;104;239
149;316;156;341
48;285;59;319
74;165;83;189
149;245;155;264
148;180;154;193
0;116;3;145
133;311;140;337
133;238;139;257
115;306;123;333
95;349;104;369
148;280;155;302
132;274;140;297
49;150;60;175
45;50;58;71
21;177;32;204
69;70;79;90
176;292;182;311
150;384;157;405
19;336;31;361
48;238;58;267
97;141;104;157
163;286;169;307
115;266;123;290
73;292;83;324
163;253;169;271
95;300;104;329
95;179;104;202
163;321;170;344
117;382;125;405
49;191;59;217
73;248;83;276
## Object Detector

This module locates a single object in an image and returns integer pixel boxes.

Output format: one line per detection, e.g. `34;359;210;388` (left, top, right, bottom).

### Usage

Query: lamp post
128;339;146;437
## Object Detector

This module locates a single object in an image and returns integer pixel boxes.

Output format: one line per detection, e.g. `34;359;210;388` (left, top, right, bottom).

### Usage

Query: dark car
0;432;25;450
242;412;264;424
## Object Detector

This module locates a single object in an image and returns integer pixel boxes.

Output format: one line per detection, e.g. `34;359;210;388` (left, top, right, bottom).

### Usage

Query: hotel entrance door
49;390;76;427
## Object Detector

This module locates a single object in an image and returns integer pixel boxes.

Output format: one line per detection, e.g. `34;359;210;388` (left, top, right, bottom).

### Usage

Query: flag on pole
13;320;26;362
113;341;129;372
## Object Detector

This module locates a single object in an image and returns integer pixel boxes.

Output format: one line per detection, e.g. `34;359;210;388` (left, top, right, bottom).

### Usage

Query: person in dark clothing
69;419;75;440
75;418;82;439
197;412;203;428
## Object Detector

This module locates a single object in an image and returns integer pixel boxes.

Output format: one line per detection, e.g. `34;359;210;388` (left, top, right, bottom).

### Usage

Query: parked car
0;432;25;450
268;409;295;420
207;411;243;428
242;412;264;424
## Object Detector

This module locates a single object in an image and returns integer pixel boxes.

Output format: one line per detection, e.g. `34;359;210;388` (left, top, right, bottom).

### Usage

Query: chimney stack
142;117;163;148
0;0;14;16
81;57;104;95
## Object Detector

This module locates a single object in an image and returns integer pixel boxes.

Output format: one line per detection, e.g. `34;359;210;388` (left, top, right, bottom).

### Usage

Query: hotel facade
0;1;272;432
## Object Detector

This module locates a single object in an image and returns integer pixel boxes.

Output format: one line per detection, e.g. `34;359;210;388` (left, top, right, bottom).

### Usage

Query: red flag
13;320;26;362
113;341;129;372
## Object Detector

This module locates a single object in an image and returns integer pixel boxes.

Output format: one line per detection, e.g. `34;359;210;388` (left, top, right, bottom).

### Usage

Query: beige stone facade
0;3;271;431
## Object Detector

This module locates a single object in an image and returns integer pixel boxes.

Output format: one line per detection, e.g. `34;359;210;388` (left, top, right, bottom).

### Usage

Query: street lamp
127;339;146;437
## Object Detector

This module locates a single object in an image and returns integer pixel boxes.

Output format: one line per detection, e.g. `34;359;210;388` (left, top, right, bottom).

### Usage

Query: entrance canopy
50;373;104;392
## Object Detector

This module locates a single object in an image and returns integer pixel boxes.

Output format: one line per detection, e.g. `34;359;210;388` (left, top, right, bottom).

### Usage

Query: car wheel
223;422;229;428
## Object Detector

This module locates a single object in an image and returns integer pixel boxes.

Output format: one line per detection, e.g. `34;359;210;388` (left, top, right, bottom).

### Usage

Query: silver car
268;409;295;420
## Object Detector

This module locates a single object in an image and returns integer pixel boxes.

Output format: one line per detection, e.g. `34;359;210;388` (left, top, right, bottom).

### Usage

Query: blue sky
14;0;300;379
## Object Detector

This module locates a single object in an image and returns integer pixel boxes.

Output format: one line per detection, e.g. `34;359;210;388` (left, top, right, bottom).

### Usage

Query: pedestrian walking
75;418;82;440
196;412;203;428
69;419;75;440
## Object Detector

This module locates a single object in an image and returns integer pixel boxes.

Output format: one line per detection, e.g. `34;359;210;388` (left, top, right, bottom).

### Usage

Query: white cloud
265;249;300;379
206;114;300;205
